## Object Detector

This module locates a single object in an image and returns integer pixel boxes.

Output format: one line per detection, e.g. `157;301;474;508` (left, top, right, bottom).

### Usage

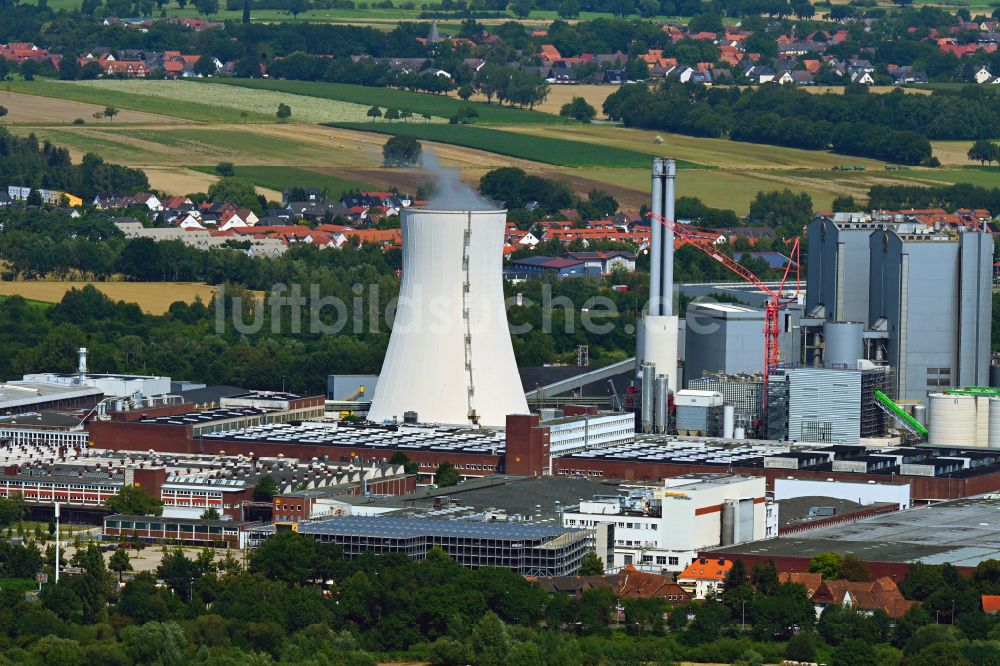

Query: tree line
0;129;149;201
604;82;1000;165
4;526;1000;664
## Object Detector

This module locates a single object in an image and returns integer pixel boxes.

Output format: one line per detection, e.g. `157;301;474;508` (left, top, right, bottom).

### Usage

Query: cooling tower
368;208;528;427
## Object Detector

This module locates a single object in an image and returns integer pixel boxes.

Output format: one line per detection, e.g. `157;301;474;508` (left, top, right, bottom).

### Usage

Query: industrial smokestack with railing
637;158;680;395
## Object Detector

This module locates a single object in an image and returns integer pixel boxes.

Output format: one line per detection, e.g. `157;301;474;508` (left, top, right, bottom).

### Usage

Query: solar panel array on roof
202;423;505;454
564;440;791;466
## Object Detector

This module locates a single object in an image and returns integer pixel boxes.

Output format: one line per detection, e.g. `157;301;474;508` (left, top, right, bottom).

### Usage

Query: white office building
561;473;772;574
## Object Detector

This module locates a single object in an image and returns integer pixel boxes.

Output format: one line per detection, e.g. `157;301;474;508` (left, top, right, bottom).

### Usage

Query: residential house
983;595;1000;614
505;256;596;280
130;193;163;212
777;571;823;597
564;250;637;274
976;66;994;84
532;564;692;602
676;557;733;600
810;577;916;619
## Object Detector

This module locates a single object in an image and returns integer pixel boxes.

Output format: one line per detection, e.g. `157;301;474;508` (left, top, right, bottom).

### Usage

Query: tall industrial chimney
637;158;679;392
368;208;528;427
77;347;88;382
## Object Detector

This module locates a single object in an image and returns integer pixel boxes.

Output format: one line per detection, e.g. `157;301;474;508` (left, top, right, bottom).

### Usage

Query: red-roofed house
811;577;916;619
677;557;733;599
983;595;1000;614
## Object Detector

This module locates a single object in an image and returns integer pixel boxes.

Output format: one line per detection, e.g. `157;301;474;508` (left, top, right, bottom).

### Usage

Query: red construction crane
646;212;801;435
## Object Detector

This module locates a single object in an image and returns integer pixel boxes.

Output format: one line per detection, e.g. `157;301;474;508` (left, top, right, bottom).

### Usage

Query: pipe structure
661;158;676;316
649;161;664;316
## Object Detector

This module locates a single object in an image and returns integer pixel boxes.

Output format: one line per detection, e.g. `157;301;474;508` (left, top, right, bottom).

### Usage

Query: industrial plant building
803;213;993;401
785;364;891;444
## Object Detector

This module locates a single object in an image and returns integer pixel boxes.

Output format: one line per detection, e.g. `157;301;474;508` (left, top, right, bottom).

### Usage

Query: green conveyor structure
873;390;928;438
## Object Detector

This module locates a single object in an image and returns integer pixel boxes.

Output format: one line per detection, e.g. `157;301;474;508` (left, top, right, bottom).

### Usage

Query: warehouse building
705;496;1000;577
555;438;1000;502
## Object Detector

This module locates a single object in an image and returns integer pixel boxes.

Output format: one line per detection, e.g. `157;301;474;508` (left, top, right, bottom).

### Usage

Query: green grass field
896;166;1000;187
329;122;703;168
504;124;889;170
209;79;561;125
2;80;270;123
73;80;386;124
190;165;365;199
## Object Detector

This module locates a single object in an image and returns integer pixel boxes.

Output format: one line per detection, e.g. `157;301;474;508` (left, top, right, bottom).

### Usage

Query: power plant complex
5;156;1000;581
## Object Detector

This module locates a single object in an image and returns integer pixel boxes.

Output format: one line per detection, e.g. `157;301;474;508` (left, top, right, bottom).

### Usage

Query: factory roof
710;497;1000;568
0;411;84;429
299;515;582;541
411;475;619;519
139;406;271;425
0;382;103;408
177;385;248;405
201;421;505;455
562;438;790;467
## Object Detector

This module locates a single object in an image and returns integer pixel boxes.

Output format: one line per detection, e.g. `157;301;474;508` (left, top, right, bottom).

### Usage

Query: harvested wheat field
530;84;620;118
0;91;182;124
0;281;218;315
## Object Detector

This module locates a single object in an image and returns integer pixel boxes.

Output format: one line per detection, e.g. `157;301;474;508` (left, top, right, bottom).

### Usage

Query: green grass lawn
2;80;271;123
208;79;561;125
329;122;701;169
18;128;170;163
190;165;366;200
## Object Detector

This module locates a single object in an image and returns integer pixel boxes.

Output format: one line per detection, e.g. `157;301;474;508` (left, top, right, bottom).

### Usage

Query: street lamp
54;503;60;585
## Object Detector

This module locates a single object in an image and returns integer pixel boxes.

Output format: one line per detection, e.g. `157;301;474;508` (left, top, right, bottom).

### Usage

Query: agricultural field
189;165;364;200
211;79;559;125
328;121;696;168
0;281;219;315
0;90;181;125
895;166;1000;188
2;80;268;124
502;124;889;170
72;80;385;124
516;84;620;119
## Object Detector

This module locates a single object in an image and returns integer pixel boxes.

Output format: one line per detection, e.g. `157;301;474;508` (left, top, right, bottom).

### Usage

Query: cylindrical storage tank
989;399;1000;449
641;362;655;433
912;404;927;427
734;425;746;440
723;404;736;439
721;500;735;546
822;321;864;368
654;374;668;434
927;393;978;447
368;208;527;426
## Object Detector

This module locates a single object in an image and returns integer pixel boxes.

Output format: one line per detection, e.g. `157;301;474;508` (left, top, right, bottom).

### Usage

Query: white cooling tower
368;208;528;427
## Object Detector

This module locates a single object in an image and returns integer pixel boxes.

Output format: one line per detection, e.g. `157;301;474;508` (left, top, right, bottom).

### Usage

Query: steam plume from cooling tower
420;146;496;211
